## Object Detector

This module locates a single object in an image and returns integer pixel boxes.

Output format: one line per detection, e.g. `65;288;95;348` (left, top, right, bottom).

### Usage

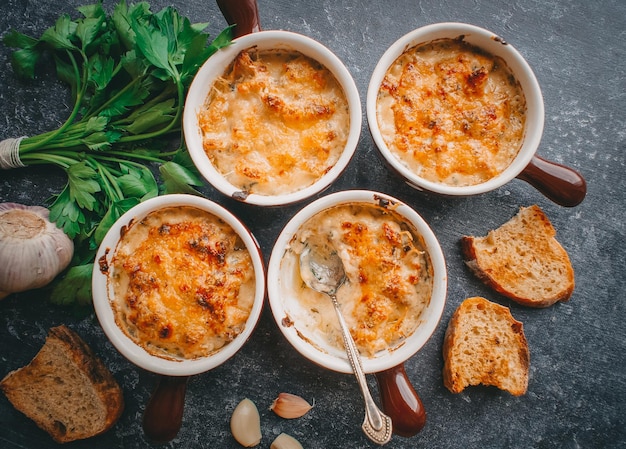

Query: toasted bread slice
461;205;574;308
0;325;124;443
443;296;529;396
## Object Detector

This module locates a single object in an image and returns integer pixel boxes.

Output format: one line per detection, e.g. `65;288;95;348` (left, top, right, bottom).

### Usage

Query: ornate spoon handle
330;293;393;445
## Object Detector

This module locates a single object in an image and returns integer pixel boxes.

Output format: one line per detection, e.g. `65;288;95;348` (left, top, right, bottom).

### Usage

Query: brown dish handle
216;0;262;37
375;364;426;437
516;155;587;207
142;375;189;443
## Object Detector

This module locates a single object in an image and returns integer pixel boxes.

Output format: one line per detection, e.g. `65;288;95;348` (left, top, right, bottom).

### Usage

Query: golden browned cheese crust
376;38;526;186
288;203;433;356
199;48;350;196
110;206;255;360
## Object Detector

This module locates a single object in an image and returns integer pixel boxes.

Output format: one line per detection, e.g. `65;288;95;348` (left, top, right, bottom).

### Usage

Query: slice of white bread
0;325;124;443
442;296;530;396
461;204;574;308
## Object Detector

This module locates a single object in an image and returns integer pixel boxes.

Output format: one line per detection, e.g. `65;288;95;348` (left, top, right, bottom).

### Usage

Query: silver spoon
300;243;393;445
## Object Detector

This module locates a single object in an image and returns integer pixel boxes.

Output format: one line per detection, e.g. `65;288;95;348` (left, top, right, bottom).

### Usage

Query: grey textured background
1;0;625;448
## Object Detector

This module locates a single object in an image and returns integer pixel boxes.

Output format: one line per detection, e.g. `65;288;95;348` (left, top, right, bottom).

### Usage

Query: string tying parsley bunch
1;0;232;305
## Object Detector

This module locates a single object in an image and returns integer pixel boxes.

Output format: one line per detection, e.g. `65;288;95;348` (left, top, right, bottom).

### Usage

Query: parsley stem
118;77;184;143
19;152;78;169
89;157;124;202
91;152;167;165
19;50;88;154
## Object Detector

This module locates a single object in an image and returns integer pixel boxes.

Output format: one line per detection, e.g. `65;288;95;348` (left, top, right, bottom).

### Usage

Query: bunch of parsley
2;0;232;306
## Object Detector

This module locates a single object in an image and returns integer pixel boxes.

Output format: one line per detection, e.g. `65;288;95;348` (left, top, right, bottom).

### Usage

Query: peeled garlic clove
270;392;313;419
0;203;73;299
270;433;303;449
230;398;262;447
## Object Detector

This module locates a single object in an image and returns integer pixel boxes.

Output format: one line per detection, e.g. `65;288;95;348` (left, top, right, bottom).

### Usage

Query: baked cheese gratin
199;48;350;196
109;206;255;360
376;38;526;187
288;203;433;356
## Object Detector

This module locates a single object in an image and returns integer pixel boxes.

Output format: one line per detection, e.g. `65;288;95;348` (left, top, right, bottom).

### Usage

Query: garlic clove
270;432;304;449
0;203;73;298
230;398;262;447
270;392;313;419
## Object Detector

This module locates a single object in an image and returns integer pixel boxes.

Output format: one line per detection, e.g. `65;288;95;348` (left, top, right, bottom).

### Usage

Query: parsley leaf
160;160;203;195
50;263;94;306
67;161;101;210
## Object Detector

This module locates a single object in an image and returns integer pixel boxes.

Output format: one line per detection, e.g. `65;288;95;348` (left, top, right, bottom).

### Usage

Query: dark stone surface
0;0;624;448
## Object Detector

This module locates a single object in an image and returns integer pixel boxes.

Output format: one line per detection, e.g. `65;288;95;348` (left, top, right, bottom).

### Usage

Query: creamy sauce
377;38;526;186
109;206;255;360
284;203;433;356
199;48;350;196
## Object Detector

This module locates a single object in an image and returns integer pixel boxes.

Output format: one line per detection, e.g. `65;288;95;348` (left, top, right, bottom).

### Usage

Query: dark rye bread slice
442;296;530;396
461;205;575;308
0;325;124;443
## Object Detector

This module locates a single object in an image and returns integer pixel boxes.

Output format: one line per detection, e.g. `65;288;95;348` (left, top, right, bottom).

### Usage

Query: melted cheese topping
198;48;350;195
376;38;526;186
286;203;433;356
110;206;255;360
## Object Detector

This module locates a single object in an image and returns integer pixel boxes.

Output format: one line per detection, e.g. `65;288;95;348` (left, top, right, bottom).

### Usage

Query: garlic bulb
0;203;73;299
270;393;313;419
230;398;262;447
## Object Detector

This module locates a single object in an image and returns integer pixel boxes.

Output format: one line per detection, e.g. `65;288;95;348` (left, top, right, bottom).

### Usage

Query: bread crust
461;205;575;308
0;325;124;443
442;297;529;396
